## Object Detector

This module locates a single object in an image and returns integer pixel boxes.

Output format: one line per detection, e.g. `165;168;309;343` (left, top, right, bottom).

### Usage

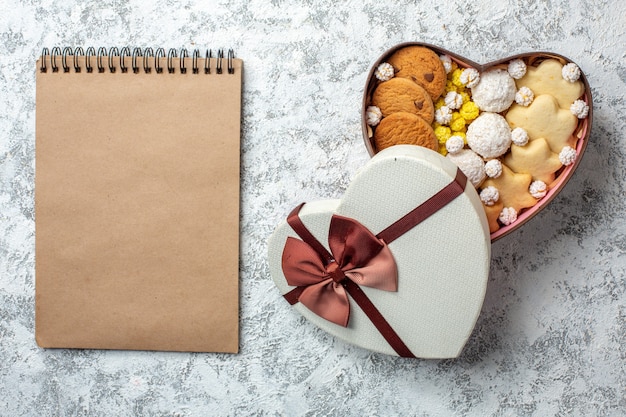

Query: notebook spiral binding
40;46;235;75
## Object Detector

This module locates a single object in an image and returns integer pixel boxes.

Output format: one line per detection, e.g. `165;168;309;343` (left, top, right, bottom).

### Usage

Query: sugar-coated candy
366;106;383;126
435;106;452;125
570;99;589;119
515;86;534;106
499;207;518;225
511;127;529;147
375;62;395;81
480;186;500;206
562;63;581;83
529;180;547;199
484;159;503;178
559;146;577;166
460;68;480;88
508;59;527;79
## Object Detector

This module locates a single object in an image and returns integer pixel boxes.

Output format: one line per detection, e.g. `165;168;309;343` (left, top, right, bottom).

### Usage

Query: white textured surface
1;0;625;415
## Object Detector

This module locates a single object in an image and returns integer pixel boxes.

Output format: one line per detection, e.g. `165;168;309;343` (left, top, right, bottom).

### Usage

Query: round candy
511;127;529;147
484;159;503;178
499;207;518;226
445;135;465;154
515;86;534;106
508;59;527;79
446;149;486;187
480;186;500;206
375;62;394;81
570;99;589;119
529;180;547;199
559;146;577;165
466;112;512;159
471;68;516;112
366;106;383;126
562;63;581;83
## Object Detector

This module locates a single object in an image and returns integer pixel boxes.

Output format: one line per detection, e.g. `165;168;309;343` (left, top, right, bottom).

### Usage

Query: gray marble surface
1;0;625;415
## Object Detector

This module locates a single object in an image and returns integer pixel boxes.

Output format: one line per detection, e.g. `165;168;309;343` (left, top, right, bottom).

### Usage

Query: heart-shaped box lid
361;42;593;242
268;145;491;358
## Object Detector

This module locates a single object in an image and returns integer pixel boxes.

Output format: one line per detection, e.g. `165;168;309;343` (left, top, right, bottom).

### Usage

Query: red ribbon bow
282;214;397;327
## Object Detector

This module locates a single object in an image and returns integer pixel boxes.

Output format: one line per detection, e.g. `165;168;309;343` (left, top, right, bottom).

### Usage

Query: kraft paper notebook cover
35;46;242;353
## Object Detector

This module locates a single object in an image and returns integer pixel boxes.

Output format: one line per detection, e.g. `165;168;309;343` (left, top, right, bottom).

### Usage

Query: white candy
507;59;527;79
435;105;452;125
466;112;512;159
515;86;534;106
470;68;517;112
479;186;499;206
511;127;529;147
460;68;481;88
366;106;383;126
445;135;465;154
529;180;547;199
484;159;503;178
499;207;518;226
375;62;395;81
562;63;581;82
446;149;486;187
570;99;589;118
559;146;577;166
444;91;463;110
440;55;453;74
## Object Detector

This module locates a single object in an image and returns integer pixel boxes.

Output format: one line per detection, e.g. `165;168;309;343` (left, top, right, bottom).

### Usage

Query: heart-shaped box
361;43;593;242
268;145;490;358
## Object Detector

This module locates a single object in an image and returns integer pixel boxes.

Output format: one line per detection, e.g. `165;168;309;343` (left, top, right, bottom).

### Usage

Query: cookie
515;59;584;109
481;164;537;213
371;77;435;123
505;94;578;153
483;200;504;233
373;112;438;152
387;46;447;101
503;138;563;185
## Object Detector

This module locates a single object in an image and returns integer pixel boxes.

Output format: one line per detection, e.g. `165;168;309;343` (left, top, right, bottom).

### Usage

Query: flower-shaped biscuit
515;59;584;109
481;164;537;213
503;137;563;184
505;94;578;153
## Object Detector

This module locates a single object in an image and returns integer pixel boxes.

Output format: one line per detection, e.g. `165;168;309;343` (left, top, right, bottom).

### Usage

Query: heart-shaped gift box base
268;145;491;358
362;43;592;242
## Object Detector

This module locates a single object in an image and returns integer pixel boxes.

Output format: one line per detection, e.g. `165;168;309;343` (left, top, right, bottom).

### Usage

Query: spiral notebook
35;46;242;353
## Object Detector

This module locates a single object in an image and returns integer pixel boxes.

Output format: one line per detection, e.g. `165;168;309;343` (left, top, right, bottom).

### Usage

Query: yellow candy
435;98;446;109
460;91;471;104
450;112;466;132
451;68;465;87
434;125;452;144
438;144;448;156
445;80;457;93
459;101;480;121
